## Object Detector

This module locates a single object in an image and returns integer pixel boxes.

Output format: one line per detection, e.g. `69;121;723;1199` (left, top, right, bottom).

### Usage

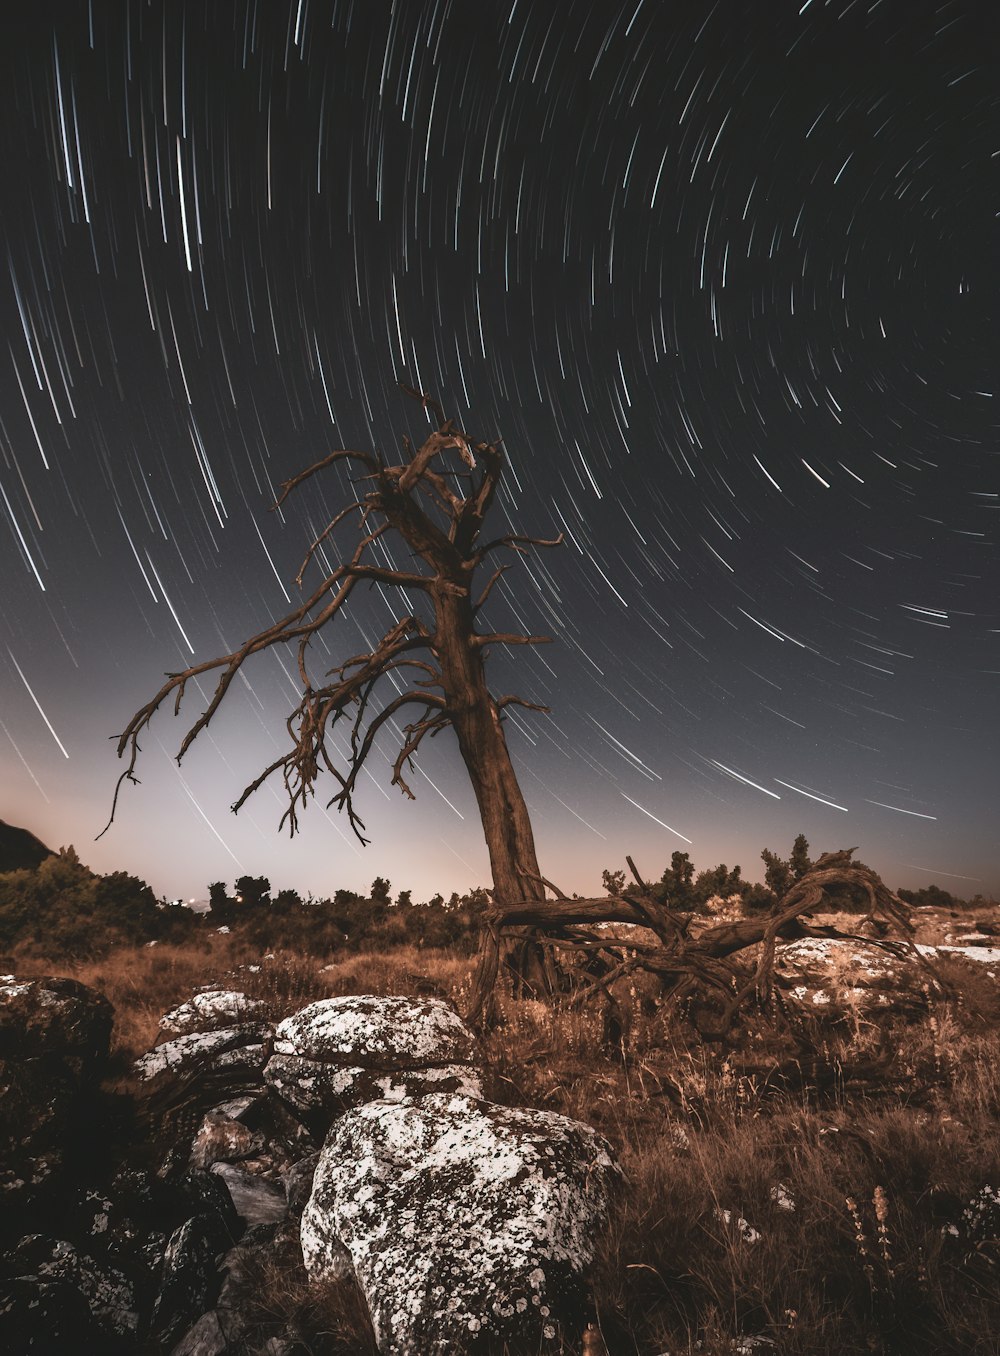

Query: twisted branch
103;388;560;848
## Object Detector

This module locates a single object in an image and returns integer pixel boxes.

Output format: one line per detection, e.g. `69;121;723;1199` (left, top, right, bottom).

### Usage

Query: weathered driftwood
467;851;944;1035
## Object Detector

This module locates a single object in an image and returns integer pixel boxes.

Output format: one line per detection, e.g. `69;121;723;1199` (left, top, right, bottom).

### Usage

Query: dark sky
0;0;996;905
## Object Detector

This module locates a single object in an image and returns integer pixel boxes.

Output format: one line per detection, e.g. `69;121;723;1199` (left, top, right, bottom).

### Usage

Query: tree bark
432;588;550;1022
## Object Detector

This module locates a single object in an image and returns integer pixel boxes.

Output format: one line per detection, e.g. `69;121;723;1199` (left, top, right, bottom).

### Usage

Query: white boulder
301;1092;621;1353
264;995;483;1127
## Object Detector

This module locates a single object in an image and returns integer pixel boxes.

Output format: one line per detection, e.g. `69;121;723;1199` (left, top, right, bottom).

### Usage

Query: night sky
1;1;997;907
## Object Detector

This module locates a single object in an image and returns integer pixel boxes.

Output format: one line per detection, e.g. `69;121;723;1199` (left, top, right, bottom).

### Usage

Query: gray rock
264;995;483;1129
30;1238;139;1340
211;1162;288;1226
272;994;478;1065
0;1275;98;1352
775;938;930;1019
283;1152;319;1213
211;1095;261;1121
0;976;113;1204
265;1055;483;1122
136;1025;273;1138
169;1308;229;1355
0;975;113;1065
301;1092;621;1354
171;1169;245;1241
152;1212;235;1346
135;1024;271;1084
0;1056;78;1195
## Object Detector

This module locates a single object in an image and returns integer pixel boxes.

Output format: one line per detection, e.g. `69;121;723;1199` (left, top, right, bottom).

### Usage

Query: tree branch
473;563;511;612
295;500;369;584
476;531;564;561
272;448;378;509
391;709;453;799
472;632;553;648
495;695;551;715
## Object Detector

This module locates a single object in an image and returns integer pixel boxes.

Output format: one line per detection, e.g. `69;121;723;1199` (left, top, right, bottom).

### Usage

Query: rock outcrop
301;1092;621;1353
3;980;622;1353
135;1021;274;1137
775;938;931;1020
264;994;484;1133
0;1167;243;1353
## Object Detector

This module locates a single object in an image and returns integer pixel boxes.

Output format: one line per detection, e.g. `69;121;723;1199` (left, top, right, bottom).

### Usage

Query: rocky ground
1;980;619;1354
2;904;999;1354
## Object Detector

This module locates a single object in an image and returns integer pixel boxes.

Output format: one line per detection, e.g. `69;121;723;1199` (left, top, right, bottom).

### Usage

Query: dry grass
9;929;1000;1354
477;980;1000;1356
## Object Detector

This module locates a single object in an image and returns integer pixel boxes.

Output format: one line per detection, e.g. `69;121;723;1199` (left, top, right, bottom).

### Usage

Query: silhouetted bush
0;847;195;959
201;880;486;957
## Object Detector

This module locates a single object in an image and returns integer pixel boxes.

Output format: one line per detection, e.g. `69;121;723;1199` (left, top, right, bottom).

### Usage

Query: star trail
0;1;997;904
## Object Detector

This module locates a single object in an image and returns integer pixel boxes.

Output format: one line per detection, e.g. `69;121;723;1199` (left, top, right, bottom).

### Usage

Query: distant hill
0;820;55;872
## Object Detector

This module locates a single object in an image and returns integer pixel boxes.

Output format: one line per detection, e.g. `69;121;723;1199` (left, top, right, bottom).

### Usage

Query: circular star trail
0;1;996;904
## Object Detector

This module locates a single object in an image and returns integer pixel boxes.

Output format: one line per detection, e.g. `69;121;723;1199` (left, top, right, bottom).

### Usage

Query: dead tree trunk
432;583;550;1007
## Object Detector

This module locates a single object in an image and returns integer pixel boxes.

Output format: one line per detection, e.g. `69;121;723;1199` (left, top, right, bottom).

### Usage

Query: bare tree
105;389;561;1000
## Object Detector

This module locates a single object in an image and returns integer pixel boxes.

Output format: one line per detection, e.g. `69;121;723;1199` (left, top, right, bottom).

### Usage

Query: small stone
191;1112;266;1169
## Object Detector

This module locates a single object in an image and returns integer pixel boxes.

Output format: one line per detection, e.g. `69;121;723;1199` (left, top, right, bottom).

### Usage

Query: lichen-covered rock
0;975;113;1066
168;1307;228;1355
0;1274;98;1352
265;1055;482;1123
191;1110;266;1169
136;1024;271;1084
264;995;482;1131
0;1056;79;1194
66;1168;237;1316
301;1092;621;1353
160;990;269;1036
135;1024;273;1138
58;1176;168;1315
273;995;478;1066
210;1162;288;1226
919;942;1000;969
283;1152;319;1213
775;938;932;1020
151;1211;237;1347
15;1237;139;1341
170;1170;245;1242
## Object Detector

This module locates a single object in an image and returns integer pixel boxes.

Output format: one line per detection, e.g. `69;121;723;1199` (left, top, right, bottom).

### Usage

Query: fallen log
466;851;947;1036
